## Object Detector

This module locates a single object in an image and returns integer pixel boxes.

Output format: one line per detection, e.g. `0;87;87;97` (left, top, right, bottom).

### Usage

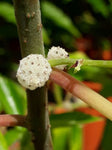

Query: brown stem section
50;69;112;121
13;0;53;149
26;87;52;149
13;0;44;57
0;115;26;127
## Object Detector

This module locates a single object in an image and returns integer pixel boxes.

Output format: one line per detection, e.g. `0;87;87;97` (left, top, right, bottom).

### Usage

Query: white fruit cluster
16;54;52;90
47;46;69;70
16;46;69;90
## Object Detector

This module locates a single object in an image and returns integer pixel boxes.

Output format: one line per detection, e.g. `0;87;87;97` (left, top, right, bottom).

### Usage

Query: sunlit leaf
0;2;16;24
53;127;70;150
69;125;82;150
53;125;83;150
5;127;34;150
0;75;26;114
5;127;26;146
69;51;88;59
0;131;8;150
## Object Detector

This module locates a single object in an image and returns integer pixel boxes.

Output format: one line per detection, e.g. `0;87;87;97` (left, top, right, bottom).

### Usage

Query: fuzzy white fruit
16;54;52;90
47;46;69;70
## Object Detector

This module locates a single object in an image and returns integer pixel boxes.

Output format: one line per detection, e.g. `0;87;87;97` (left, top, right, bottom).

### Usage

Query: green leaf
53;125;83;150
69;51;88;59
42;1;81;37
87;0;109;17
101;120;112;150
20;129;34;150
0;131;8;150
82;12;96;24
53;127;70;150
5;127;26;146
42;28;50;45
0;2;16;24
50;111;100;128
0;75;26;114
5;127;34;150
69;125;82;150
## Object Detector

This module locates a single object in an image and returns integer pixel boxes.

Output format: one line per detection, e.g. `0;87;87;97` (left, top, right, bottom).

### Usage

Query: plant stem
83;60;112;68
49;58;112;68
49;58;75;67
50;69;112;121
0;115;26;127
26;88;52;150
13;0;53;150
13;0;44;57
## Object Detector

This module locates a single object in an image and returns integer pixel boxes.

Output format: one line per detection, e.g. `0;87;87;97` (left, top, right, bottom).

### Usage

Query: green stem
13;0;53;150
49;58;112;68
83;60;112;68
49;58;75;67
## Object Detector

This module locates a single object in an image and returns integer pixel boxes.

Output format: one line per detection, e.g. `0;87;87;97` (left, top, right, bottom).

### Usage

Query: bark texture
13;0;53;149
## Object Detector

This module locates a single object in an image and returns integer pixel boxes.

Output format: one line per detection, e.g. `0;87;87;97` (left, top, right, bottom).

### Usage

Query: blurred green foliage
0;131;8;150
42;1;81;37
0;2;16;24
87;0;109;17
50;112;100;128
0;0;112;149
52;126;82;150
0;75;101;149
0;75;26;114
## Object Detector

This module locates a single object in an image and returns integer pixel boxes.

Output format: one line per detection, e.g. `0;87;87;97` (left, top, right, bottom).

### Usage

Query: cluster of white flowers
47;46;69;70
16;46;69;90
16;54;52;90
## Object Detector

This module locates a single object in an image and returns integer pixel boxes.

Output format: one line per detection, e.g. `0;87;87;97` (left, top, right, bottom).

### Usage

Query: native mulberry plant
16;46;69;90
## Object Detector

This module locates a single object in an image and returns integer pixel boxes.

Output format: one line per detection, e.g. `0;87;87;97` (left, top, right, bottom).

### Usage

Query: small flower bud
16;54;52;90
74;59;83;72
47;46;69;70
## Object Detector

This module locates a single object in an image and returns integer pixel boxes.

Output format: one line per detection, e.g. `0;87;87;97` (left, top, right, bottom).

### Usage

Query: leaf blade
0;75;26;114
50;111;101;128
0;131;8;150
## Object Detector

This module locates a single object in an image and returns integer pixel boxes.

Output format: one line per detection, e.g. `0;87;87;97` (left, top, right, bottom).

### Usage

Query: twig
0;115;26;127
50;69;112;121
13;0;53;149
49;58;112;68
